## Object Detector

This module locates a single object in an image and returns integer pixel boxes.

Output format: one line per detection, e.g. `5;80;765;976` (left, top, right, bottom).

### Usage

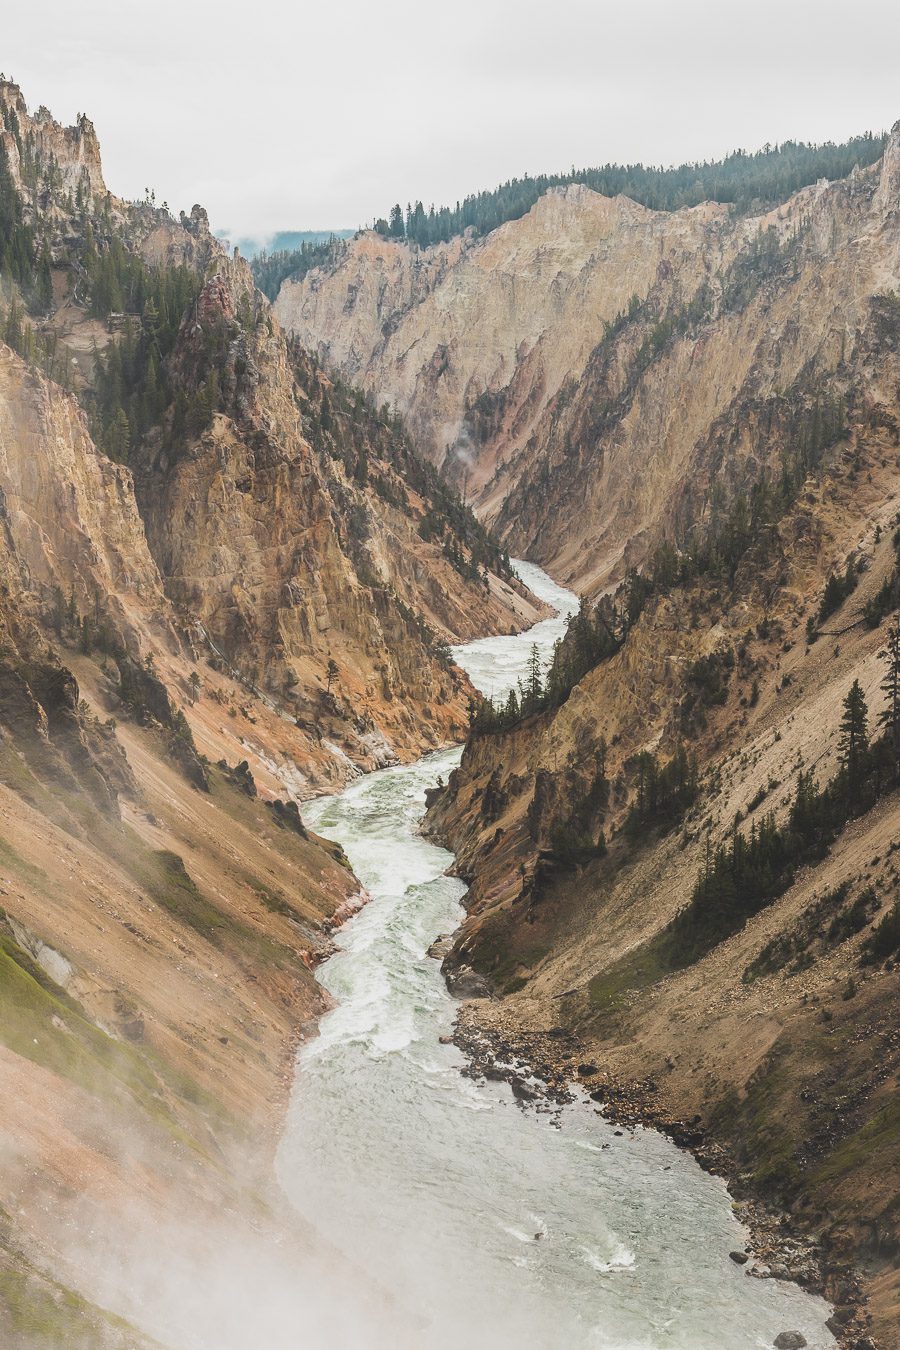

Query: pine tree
4;297;24;350
106;407;131;461
878;621;900;757
191;370;221;433
36;241;53;313
522;643;543;712
596;735;608;781
82;221;97;276
353;446;368;485
839;678;869;782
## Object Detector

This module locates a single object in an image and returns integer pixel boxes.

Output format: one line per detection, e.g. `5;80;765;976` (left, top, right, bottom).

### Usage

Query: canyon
0;66;897;1350
282;129;900;1347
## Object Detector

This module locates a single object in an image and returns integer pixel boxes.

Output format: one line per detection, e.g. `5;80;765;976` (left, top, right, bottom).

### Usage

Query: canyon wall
278;125;900;601
275;186;731;499
415;138;900;1346
0;78;536;1342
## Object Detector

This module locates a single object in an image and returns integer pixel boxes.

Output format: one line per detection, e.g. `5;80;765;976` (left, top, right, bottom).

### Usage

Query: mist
53;1200;418;1350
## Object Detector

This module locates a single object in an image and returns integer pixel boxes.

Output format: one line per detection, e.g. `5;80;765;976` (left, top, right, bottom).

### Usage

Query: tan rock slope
417;142;900;1348
0;77;535;1342
137;260;541;778
0;356;360;1340
277;125;899;601
493;123;900;595
428;455;900;1346
1;70;546;764
276;185;729;495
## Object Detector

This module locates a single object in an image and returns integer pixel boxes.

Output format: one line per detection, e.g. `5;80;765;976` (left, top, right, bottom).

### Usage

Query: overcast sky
4;0;898;241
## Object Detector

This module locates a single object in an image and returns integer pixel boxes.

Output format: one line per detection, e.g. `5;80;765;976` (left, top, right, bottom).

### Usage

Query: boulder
773;1334;807;1349
443;963;491;999
510;1077;538;1102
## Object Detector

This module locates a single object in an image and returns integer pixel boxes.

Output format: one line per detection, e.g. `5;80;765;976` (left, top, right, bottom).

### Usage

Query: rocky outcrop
0;344;166;639
1;78;107;201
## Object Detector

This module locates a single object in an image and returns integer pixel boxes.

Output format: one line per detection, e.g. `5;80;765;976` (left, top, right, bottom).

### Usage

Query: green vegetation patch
812;1095;900;1187
120;824;304;975
0;831;50;890
130;847;227;944
0;924;228;1153
861;877;900;965
587;931;677;1014
743;881;878;982
0;1254;156;1350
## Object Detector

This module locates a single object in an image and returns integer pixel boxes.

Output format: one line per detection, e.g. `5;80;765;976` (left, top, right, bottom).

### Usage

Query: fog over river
277;561;836;1350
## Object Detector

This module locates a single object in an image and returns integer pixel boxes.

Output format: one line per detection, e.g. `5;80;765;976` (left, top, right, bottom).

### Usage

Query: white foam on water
581;1243;637;1274
278;561;838;1350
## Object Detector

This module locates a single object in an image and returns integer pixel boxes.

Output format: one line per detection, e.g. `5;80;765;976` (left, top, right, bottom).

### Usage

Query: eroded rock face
493;129;900;593
135;259;538;769
276;187;730;496
0;345;166;646
1;79;107;201
278;132;900;600
0;76;538;782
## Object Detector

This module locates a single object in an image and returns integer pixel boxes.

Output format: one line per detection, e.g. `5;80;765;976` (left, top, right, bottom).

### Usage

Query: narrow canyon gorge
0;63;896;1350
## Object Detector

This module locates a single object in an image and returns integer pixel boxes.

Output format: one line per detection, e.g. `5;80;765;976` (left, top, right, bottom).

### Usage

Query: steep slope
493;123;900;594
2;74;541;774
424;318;900;1342
275;186;731;492
0;76;538;1342
0;332;367;1341
134;257;540;774
277;127;899;609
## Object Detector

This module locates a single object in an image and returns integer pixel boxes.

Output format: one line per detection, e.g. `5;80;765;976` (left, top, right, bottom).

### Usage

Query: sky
4;0;899;242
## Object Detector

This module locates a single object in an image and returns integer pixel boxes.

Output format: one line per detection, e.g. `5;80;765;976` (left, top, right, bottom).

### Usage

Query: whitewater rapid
278;560;835;1350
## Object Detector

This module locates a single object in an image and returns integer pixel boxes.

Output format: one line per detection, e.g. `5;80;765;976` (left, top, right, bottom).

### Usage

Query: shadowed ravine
278;561;836;1350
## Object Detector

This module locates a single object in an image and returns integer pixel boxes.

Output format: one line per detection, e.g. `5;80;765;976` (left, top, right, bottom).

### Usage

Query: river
278;560;835;1350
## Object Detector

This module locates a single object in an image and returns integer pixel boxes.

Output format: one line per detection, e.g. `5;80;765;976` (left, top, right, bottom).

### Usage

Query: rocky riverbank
450;1002;878;1350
